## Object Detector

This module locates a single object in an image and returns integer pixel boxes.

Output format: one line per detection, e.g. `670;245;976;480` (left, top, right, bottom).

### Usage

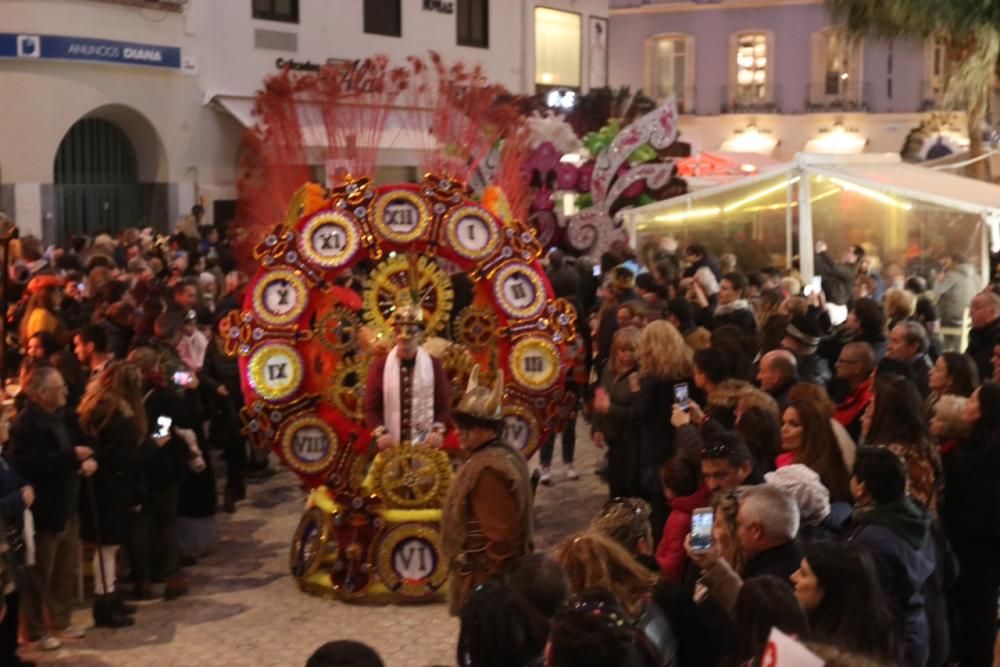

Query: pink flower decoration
555;163;578;190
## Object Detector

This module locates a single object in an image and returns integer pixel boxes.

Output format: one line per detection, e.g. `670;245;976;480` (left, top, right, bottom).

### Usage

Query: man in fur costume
363;298;451;450
441;370;533;615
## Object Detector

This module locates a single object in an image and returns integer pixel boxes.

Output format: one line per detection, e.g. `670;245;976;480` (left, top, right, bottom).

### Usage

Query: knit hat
765;464;831;526
785;315;821;352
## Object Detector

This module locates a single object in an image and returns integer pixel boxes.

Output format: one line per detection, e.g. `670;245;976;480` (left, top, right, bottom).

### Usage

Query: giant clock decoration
235;173;576;602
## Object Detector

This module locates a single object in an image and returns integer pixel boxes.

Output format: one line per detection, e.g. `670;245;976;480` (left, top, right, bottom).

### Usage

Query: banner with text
0;33;181;70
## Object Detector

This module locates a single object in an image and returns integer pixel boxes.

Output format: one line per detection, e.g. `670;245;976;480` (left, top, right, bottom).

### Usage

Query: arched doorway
54;118;140;240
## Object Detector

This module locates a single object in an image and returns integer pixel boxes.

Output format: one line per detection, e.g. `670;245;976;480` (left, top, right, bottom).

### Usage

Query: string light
828;177;913;210
722;177;800;213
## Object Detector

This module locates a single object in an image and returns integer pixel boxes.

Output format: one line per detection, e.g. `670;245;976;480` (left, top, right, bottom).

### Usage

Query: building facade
609;0;969;162
0;0;609;242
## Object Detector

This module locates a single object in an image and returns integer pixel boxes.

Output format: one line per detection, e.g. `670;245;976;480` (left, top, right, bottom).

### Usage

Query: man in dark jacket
887;321;933;398
0;441;34;667
848;447;936;667
814;243;855;306
965;291;1000;382
757;350;798;412
9;366;96;648
688;484;801;614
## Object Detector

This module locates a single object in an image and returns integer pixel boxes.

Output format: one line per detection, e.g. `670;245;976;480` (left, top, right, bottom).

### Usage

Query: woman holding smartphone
631;321;695;543
592;326;642;499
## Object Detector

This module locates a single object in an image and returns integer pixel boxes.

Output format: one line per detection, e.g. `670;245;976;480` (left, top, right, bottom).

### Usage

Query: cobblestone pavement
21;421;606;667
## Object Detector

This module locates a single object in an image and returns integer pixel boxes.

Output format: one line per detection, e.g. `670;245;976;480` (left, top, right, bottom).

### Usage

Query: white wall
0;0;611;238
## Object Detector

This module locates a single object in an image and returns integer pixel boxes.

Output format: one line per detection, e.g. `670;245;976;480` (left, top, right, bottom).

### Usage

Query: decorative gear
370;446;452;509
325;358;370;422
363;254;454;340
453;306;498;350
289;507;334;578
316;306;363;353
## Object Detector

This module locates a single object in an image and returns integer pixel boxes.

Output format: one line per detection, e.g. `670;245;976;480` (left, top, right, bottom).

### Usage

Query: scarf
714;299;751;316
383;347;435;445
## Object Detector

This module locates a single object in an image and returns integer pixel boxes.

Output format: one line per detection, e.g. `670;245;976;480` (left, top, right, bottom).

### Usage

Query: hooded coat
848;499;936;667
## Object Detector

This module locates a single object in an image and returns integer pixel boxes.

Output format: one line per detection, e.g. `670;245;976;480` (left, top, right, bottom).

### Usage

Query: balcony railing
84;0;186;11
720;84;782;114
804;82;870;113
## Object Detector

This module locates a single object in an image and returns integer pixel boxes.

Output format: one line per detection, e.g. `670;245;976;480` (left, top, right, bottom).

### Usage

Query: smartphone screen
690;508;714;552
805;275;822;296
173;371;191;387
673;383;689;411
592;265;601;277
155;416;172;438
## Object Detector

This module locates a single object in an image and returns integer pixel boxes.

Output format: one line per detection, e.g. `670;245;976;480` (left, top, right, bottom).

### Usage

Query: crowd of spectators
440;237;1000;667
0;208;263;664
2;212;1000;667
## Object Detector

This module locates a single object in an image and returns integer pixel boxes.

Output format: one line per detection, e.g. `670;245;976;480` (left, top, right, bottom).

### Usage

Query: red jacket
656;484;712;582
835;376;873;431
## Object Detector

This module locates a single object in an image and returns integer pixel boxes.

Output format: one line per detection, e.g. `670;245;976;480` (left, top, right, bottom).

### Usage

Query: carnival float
230;54;683;603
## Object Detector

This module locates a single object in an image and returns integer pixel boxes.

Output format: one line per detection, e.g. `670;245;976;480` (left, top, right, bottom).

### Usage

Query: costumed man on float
363;296;451;451
441;370;534;615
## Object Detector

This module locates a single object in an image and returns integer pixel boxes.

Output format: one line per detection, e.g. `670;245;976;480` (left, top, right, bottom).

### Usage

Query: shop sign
422;0;455;13
0;33;180;69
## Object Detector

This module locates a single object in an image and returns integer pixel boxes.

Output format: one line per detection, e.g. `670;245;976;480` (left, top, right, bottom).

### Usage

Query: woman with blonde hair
592;326;642;498
883;287;917;331
77;361;151;628
634;320;694;541
555;529;658;619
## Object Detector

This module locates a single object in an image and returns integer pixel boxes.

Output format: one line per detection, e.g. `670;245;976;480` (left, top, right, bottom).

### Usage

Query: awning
807;156;1000;216
209;94;437;167
622;152;1000;280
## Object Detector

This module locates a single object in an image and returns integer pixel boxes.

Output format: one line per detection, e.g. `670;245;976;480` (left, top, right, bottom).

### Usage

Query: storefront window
535;7;581;90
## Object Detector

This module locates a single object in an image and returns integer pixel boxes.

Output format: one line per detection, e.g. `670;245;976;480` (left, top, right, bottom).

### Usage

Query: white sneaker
539;467;553;486
566;465;579;481
39;634;62;651
61;624;87;639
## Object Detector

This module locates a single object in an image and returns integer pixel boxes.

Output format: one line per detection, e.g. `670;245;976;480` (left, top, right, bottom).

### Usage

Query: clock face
373;190;430;243
253;270;307;326
299;212;359;269
281;416;339;474
445;207;500;260
247;343;304;402
502;405;540;453
509;336;561;392
493;263;546;320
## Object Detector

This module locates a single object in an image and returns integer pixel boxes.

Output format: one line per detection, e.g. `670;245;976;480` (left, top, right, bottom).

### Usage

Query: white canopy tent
623;152;1000;282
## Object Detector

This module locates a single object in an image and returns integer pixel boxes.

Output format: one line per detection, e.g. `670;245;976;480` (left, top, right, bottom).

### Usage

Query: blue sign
0;33;180;69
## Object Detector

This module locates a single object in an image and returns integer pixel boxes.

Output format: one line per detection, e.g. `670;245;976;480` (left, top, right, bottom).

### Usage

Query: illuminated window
735;33;768;100
646;34;693;112
535;7;581;90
